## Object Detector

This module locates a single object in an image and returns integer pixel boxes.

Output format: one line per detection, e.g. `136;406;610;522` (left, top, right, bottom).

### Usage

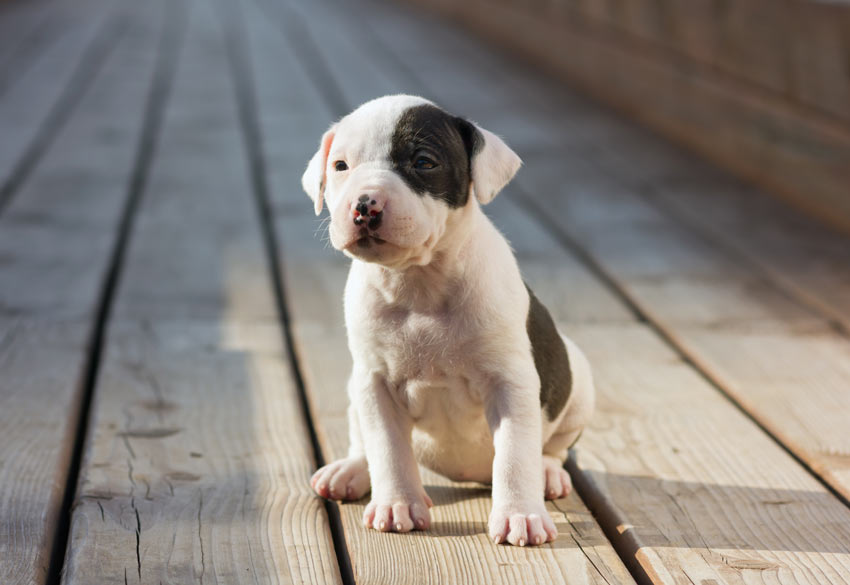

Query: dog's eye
414;157;436;170
334;160;348;172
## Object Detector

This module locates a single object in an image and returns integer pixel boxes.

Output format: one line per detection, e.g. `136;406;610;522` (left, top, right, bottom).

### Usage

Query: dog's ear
301;125;337;215
456;118;522;205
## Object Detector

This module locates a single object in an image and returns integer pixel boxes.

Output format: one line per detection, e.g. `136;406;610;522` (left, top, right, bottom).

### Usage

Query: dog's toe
363;494;431;532
312;457;370;501
489;505;557;546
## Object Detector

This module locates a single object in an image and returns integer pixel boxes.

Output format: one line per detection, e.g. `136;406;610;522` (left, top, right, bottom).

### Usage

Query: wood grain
61;0;341;583
0;2;167;583
295;1;850;583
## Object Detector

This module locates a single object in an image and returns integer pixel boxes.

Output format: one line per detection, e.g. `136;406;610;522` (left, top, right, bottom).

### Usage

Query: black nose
352;196;382;229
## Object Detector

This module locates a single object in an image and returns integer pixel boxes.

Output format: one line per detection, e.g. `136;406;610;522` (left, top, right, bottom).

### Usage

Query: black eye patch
389;104;482;208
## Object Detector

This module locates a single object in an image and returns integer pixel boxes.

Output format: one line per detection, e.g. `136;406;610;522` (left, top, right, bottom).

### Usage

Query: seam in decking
44;1;187;582
215;0;355;582
636;181;850;338
0;7;58;98
0;7;126;216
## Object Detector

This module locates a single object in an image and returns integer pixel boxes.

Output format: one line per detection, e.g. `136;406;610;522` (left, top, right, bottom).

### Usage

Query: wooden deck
1;0;850;583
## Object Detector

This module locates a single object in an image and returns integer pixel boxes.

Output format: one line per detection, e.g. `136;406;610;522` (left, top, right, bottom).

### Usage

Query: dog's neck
360;199;485;312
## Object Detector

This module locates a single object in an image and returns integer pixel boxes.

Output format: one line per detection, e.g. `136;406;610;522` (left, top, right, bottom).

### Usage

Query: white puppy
304;95;594;547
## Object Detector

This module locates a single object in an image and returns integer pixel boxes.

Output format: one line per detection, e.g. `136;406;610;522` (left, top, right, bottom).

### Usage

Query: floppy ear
301;125;336;215
457;119;522;204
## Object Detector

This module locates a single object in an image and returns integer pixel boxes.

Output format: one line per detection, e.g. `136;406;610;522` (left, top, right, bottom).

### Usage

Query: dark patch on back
390;104;482;208
525;284;572;421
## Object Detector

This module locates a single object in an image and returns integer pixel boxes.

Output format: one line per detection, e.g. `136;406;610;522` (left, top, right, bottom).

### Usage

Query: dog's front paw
311;456;370;501
363;491;433;533
489;503;557;546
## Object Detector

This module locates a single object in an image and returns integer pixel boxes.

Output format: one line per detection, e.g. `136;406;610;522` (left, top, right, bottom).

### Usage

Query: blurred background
404;0;850;234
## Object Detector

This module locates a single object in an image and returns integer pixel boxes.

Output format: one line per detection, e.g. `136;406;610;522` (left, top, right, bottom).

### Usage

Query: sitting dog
304;95;594;547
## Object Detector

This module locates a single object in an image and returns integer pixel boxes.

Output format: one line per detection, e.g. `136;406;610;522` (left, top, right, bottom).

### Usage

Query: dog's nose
352;194;383;229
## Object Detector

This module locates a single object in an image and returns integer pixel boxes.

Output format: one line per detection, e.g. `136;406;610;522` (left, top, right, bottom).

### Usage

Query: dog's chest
367;301;486;417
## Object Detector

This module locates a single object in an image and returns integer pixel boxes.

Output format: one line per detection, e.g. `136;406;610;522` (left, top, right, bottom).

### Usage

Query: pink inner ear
316;130;336;215
321;131;335;172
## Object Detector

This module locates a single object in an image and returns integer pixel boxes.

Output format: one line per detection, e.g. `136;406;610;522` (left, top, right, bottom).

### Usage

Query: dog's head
302;95;521;268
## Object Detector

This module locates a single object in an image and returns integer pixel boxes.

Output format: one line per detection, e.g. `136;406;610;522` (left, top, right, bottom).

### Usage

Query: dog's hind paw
543;455;572;500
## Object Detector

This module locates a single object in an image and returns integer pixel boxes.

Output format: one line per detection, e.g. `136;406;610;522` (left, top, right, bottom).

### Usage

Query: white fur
305;95;595;547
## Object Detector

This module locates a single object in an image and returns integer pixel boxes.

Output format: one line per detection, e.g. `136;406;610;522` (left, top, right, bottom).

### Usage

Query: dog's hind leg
541;335;595;499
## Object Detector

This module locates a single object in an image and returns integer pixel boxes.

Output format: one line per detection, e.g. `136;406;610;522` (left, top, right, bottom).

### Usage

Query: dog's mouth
349;228;388;250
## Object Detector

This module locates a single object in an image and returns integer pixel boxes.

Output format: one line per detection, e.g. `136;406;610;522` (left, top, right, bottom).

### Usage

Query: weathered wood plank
0;0;57;95
245;1;636;583
0;0;121;212
295;1;850;583
644;173;850;333
0;0;54;56
0;3;167;583
61;0;341;582
365;0;850;505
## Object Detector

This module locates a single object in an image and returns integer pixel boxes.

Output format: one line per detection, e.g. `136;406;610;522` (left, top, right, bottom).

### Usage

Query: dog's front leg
486;378;558;546
354;370;432;533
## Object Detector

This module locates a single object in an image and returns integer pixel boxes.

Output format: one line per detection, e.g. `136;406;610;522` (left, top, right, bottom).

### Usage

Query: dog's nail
416;518;424;528
346;486;353;498
535;535;544;545
395;523;403;531
329;487;335;497
379;521;386;530
519;538;526;547
493;535;501;544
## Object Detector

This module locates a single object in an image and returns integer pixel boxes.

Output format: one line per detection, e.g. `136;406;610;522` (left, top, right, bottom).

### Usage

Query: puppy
304;95;594;547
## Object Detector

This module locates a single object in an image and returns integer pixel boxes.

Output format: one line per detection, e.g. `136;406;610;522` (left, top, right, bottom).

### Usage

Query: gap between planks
0;0;126;214
214;0;356;580
60;0;341;581
46;1;186;583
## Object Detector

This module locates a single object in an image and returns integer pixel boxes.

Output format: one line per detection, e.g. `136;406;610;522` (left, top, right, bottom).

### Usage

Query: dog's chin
341;235;409;266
